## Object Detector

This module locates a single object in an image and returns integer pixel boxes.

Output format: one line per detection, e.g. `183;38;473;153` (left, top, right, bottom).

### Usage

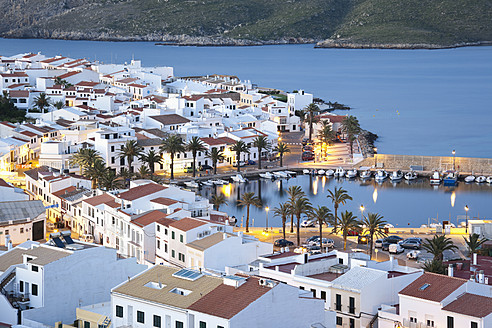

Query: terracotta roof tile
169;217;208;232
132;210;168;227
399;272;466;302
149;114;190;125
117;183;167;201
200;137;235;146
442;293;492;318
151;197;179;206
83;193;116;207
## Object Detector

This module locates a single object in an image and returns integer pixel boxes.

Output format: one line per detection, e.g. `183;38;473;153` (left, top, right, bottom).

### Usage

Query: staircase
367;313;378;328
0;270;16;291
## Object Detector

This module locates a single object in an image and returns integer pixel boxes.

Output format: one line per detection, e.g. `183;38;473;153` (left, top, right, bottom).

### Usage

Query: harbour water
1;39;491;157
199;175;492;228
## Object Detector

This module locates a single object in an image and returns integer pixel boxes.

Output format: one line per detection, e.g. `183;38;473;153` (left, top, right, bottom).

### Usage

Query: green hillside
0;0;490;47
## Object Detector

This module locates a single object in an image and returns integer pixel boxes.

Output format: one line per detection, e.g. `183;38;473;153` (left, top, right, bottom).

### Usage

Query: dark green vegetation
0;0;490;47
0;92;27;122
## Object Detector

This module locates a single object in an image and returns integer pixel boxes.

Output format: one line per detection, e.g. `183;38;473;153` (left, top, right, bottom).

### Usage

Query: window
172;231;175;239
311;289;316;298
180;234;183;243
116;305;123;318
157;225;160;232
199;322;206;328
335;294;342;311
172;250;175;258
157;240;160;249
153;315;161;328
165;243;168;253
471;322;478;328
175;321;183;328
336;317;342;326
19;280;24;293
321;291;326;300
137;311;145;323
20;228;24;233
349;318;354;328
447;316;454;328
338;258;343;264
165;228;168;235
84;321;90;328
217;326;224;328
427;319;435;327
32;284;38;296
349;297;355;314
410;317;417;323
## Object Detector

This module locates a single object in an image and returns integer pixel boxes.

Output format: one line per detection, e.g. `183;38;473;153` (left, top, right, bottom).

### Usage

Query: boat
360;170;372;179
303;169;310;174
260;172;275;179
389;170;404;181
274;171;289;178
284;170;296;176
317;169;326;175
443;170;458;186
232;174;247;183
430;170;441;185
346;169;358;179
201;180;214;186
464;175;475;183
326;169;334;176
487;176;492;184
476;176;486;183
210;179;227;185
334;167;345;177
404;171;418;180
184;181;199;188
375;170;388;182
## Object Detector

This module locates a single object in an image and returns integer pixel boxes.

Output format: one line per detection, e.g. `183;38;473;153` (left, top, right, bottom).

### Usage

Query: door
32;221;44;241
127;305;133;325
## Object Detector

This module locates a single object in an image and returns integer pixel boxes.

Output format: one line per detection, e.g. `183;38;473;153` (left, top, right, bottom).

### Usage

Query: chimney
223;232;227;240
8;240;12;251
473;253;478;265
389;255;395;270
5;234;10;247
485;277;489;285
448;264;454;277
478;270;485;284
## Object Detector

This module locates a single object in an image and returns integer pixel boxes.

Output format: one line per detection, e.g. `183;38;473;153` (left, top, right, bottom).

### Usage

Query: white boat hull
464;176;475;183
326;169;334;176
303;169;310;174
317;170;326;175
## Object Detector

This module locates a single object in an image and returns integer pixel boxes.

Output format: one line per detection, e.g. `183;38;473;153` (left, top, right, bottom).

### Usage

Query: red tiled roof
0;122;16;129
0;178;14;188
0;72;28;77
57;71;80;79
116;78;138;84
183;95;203;101
442;293;492;318
52;186;76;198
132;210;168;227
444;256;492;285
169;217;208;232
151;197;178;206
83;193;116;207
128;83;147;88
40;57;66;64
187;276;271;319
9;90;29;98
261;251;297;259
117;183;167;201
200;137;235;146
19;131;38;137
399;272;466;302
149;114;190;125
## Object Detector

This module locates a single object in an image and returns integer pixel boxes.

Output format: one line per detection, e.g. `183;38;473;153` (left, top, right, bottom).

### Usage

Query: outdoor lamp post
465;205;469;233
452;150;456;171
265;206;270;232
373;147;378;167
360;204;365;217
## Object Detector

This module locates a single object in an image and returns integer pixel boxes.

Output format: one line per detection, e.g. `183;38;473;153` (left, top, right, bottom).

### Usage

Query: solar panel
225;275;246;281
52;237;65;248
62;235;75;244
419;283;431;290
172;268;203;281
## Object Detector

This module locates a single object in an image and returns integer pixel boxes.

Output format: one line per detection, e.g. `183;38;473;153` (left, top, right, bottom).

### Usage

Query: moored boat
443;170;458;186
184;181;199;188
430;170;441;185
346;169;358;179
232;174;247;183
303;169;310;174
375;170;388;182
317;169;326;175
389;170;404;181
464;175;476;183
326;169;335;176
334;167;345;177
360;170;372;179
487;176;492;184
259;172;275;179
476;176;486;183
201;180;214;186
404;171;418;180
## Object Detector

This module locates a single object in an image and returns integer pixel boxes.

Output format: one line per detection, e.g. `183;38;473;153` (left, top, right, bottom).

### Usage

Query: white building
0;200;45;246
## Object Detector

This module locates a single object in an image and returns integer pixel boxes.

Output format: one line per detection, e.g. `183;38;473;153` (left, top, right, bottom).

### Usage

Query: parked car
405;237;422;243
233;161;247;167
407;250;421;260
309;238;335;248
389;243;404;254
274;239;294;247
300;219;315;228
198;164;213;171
401;239;421;249
80;234;94;243
374;239;384;248
306;235;320;244
384;235;403;244
357;234;370;244
307;245;322;254
302;151;314;161
47;221;55;230
347;230;360;236
302;137;309;145
247;160;256;165
184;166;193;173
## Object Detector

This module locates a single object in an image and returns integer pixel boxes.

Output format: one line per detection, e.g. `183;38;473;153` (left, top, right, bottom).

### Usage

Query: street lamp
375;248;378;261
360;204;365;217
465;205;469;233
373;147;378;168
265;206;270;232
452;150;456;171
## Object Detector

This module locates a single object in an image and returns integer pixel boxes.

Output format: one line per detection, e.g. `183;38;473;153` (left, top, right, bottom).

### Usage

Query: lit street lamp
373;147;378;168
465;205;469;233
360;204;365;217
265;206;270;232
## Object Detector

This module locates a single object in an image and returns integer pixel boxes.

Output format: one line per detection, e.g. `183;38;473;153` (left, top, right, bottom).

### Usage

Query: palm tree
84;159;108;189
231;140;250;172
211;194;227;211
70;148;102;175
53;100;64;110
308;206;332;250
326;186;353;234
253;136;270;170
304;103;320;142
118;140;143;174
338;211;359;250
341;115;361;158
136;165;152;179
118;167;134;188
422;235;458;262
290;195;312;246
317;121;335;156
273;202;291;240
206;148;224;174
186;137;206;177
237;192;261;233
287;186;304;233
160;134;185;180
99;170;123;190
139;149;162;174
34;93;50;113
360;212;387;259
274;142;290;167
422;259;446;274
463;233;488;255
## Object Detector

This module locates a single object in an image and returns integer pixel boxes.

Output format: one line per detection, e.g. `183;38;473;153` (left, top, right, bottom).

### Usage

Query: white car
389;243;404;254
374;239;384;248
309;238;335;248
300;220;315;228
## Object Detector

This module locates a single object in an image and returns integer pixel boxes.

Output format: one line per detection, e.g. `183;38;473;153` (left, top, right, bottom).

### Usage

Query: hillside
0;0;491;47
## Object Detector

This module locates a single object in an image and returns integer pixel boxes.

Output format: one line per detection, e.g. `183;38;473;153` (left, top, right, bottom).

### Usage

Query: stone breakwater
358;129;378;158
357;154;492;175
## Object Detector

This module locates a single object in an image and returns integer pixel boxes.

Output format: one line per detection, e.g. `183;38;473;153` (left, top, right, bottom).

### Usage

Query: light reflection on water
199;175;492;228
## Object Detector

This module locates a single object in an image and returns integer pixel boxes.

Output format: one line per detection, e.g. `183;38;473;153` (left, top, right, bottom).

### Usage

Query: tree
273;202;291;240
237;192;261;233
341;115;361;158
463;233;488;255
136;165;152;179
118;140;143;174
422;235;458;262
0;91;26;122
360;212;387;259
84;158;108;189
274;142;290;167
317;121;335;156
211;194;227;211
186;136;206;177
34;93;50;113
160;134;185;180
337;211;359;250
422;259;446;274
139;149;162;174
118;167;133;188
53;100;64;110
99;170;123;190
327;186;352;234
253;136;270;170
287;185;304;233
70;148;102;175
308;206;332;250
290;195;312;246
304;103;320;142
231;140;250;173
206;148;224;175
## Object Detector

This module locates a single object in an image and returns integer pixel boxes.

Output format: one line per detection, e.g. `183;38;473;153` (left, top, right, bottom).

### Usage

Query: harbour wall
358;154;492;175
